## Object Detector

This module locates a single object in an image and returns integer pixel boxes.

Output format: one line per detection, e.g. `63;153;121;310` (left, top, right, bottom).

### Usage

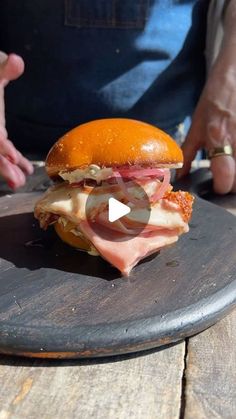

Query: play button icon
85;178;151;241
108;198;131;222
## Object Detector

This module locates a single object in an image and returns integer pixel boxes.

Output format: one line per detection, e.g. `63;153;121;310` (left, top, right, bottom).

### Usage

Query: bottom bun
54;222;90;251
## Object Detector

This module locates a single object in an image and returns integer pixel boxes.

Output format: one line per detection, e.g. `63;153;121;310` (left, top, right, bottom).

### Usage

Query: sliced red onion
114;175;148;208
113;168;171;207
113;167;165;179
150;169;171;203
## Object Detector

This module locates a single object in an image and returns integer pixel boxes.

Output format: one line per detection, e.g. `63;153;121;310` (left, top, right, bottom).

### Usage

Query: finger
0;125;7;138
0;155;26;189
0;54;24;85
0;136;19;163
0;135;34;176
0;51;8;67
230;155;236;193
231;148;236;193
231;176;236;193
16;150;34;175
211;155;235;194
176;133;202;179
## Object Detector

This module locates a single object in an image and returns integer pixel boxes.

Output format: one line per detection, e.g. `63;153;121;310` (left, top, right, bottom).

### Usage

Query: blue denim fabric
65;0;150;29
0;0;209;153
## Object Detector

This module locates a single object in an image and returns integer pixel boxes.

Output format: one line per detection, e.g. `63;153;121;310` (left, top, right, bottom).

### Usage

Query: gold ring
208;144;233;159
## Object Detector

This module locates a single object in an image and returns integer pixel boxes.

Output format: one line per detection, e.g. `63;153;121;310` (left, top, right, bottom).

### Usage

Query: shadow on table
0;210;159;280
0;212;122;280
0;340;184;367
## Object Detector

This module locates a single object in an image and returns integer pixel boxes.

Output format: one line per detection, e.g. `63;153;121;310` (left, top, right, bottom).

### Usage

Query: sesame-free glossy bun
54;222;91;251
46;118;183;178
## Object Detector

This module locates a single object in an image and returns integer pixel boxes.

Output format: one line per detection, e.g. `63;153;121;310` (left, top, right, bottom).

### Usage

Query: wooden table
0;166;235;419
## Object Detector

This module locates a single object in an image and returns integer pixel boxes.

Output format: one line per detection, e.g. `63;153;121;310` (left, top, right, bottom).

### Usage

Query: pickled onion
114;175;148;208
113;167;165;179
150;169;171;203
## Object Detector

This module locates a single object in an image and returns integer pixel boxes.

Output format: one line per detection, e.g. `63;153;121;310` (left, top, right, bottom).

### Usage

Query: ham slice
35;181;194;275
79;221;179;276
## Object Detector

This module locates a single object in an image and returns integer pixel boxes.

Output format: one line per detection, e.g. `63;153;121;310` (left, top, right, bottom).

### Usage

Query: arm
177;0;236;194
0;52;33;189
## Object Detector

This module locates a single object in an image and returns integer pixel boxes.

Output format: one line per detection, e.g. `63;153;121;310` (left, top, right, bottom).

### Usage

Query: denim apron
0;0;209;153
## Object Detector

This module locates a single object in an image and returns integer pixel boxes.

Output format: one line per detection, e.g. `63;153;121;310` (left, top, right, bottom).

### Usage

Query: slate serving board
0;192;235;359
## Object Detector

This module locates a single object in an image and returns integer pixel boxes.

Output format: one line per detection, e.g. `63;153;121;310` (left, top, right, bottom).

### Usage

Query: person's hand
177;4;236;195
0;52;33;189
177;64;236;194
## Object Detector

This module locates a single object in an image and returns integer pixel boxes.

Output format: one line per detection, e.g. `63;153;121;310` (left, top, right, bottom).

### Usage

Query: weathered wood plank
184;308;236;419
183;199;236;419
0;343;184;419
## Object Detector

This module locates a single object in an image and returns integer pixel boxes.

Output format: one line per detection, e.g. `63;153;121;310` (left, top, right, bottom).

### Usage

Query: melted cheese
35;182;188;231
126;204;188;231
59;165;113;184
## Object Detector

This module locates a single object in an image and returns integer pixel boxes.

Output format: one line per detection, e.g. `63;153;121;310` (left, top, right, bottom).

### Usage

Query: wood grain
0;343;185;419
184;309;236;419
182;186;236;419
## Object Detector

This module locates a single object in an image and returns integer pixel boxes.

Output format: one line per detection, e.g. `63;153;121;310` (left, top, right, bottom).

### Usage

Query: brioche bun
54;222;90;251
46;118;183;178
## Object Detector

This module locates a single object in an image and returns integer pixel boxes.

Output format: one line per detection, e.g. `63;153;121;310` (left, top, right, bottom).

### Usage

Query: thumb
0;53;24;85
176;130;202;179
211;155;235;194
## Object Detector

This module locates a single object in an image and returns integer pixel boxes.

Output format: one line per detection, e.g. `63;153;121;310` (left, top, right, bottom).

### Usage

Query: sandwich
34;118;194;276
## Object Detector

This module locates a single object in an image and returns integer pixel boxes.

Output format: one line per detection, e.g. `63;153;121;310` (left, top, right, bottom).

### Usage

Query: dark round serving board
0;192;235;359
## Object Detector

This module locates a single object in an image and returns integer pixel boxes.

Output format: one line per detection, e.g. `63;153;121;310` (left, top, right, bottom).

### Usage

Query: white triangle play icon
108;198;131;223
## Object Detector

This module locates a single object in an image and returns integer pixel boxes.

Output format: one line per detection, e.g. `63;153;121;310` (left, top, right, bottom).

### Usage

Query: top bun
46;118;183;178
